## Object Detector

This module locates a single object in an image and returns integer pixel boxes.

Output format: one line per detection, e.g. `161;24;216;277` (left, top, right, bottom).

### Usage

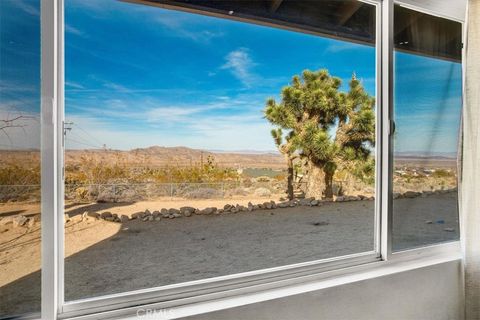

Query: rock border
2;187;456;228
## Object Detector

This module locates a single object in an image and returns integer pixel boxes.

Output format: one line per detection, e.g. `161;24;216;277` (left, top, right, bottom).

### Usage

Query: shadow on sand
0;193;460;317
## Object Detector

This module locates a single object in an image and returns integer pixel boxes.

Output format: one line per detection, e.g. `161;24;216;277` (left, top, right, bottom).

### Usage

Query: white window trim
36;0;465;319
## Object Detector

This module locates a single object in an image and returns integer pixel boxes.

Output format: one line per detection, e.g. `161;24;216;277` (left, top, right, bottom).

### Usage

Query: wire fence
0;184;41;202
64;182;249;202
0;180;298;203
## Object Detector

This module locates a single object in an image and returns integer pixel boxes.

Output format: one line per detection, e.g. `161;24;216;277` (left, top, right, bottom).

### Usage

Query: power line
65;137;103;149
69;130;99;147
72;123;105;147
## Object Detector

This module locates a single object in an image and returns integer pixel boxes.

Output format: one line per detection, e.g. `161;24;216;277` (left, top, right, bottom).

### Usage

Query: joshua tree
271;128;297;200
264;69;375;199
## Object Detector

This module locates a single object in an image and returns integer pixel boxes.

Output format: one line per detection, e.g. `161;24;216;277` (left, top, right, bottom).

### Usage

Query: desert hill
0;146;285;169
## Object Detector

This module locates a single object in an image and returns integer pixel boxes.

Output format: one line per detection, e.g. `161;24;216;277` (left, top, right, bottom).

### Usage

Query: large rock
345;195;360;201
278;202;288;208
168;208;180;215
70;214;84;223
201;207;216;215
27;218;35;228
299;198;314;206
404;191;421;198
12;215;28;227
161;208;169;218
100;211;113;219
87;212;100;219
180;206;195;217
132;211;144;219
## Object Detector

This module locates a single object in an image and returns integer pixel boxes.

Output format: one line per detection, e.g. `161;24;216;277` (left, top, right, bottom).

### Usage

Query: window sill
63;241;461;320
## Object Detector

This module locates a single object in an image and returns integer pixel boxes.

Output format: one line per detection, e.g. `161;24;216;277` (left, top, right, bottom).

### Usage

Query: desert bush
65;154;239;186
0;164;41;202
432;169;454;178
254;187;272;197
225;187;249;197
255;176;272;183
0;164;40;185
184;187;223;199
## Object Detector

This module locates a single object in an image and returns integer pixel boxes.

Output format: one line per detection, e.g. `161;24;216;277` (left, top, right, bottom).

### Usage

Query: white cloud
65;81;85;90
65;24;85;37
63;91;275;151
14;0;39;16
64;112;275;152
154;14;224;43
102;82;130;93
221;48;257;87
0;80;37;94
325;41;368;53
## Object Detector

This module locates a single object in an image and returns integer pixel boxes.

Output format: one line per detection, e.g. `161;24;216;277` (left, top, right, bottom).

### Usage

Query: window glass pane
0;0;41;316
393;6;462;251
64;0;377;300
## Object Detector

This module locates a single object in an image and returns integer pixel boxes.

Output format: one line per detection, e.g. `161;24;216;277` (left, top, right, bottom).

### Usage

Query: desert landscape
0;70;460;317
0;145;460;316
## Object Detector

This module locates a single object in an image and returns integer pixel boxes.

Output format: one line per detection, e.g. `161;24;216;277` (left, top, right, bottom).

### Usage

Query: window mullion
41;0;62;319
380;0;394;260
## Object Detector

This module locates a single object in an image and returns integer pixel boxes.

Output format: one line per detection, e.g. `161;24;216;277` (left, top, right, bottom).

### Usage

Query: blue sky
0;0;462;155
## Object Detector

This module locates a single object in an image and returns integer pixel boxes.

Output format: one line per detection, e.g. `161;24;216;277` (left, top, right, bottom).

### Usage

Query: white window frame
36;0;464;319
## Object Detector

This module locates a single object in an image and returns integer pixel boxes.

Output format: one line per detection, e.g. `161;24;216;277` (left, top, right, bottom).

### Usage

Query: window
0;1;465;319
392;5;462;251
63;0;378;301
0;0;41;317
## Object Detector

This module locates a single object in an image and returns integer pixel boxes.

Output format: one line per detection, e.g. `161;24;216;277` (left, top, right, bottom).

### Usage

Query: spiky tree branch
264;69;375;199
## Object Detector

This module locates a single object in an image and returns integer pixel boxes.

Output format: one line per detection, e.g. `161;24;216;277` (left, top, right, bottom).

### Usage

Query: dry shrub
0;164;40;185
184;188;223;199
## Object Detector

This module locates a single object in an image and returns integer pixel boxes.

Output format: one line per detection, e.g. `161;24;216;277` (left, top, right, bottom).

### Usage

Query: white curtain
463;1;480;319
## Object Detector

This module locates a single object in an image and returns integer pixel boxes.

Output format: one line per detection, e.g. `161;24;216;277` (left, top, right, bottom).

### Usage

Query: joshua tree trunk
323;168;334;200
286;156;294;200
305;161;326;199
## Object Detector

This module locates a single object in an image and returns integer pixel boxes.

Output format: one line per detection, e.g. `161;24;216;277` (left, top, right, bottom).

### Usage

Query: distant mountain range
0;146;458;169
64;146;286;169
394;151;457;159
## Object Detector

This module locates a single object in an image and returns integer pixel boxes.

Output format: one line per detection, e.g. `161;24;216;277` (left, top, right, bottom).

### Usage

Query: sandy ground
0;193;459;317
